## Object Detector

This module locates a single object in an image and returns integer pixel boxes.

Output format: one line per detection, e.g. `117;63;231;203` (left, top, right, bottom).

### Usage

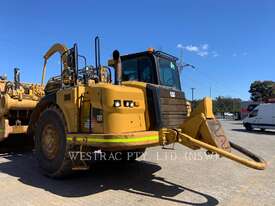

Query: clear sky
0;0;274;100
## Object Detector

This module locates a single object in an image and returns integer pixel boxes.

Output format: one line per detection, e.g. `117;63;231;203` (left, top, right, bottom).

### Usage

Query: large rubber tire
244;123;252;131
35;106;72;178
101;148;146;162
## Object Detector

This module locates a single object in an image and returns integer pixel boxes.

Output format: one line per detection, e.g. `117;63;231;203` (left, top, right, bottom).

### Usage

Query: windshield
158;57;181;90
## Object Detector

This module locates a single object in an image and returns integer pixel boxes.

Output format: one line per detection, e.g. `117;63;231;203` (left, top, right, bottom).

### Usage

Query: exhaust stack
14;68;20;90
112;50;122;85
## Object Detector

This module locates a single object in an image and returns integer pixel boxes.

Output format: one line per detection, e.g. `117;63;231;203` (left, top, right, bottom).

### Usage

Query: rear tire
35;106;72;178
244;123;252;131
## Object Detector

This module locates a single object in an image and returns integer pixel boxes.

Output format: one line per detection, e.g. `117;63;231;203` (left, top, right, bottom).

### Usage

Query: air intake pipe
112;50;122;85
14;68;20;90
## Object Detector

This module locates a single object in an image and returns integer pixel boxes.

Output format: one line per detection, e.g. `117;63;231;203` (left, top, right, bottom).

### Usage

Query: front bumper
66;131;160;151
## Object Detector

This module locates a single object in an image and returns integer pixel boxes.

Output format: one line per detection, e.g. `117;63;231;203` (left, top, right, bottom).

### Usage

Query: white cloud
198;51;208;57
177;43;211;57
185;45;199;52
212;51;219;57
201;44;209;50
177;44;183;48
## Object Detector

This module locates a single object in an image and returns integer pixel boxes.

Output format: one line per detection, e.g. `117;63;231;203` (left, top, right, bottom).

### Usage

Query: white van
243;103;275;131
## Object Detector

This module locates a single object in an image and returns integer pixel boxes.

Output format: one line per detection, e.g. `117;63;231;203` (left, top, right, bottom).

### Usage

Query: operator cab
117;49;186;130
120;49;181;91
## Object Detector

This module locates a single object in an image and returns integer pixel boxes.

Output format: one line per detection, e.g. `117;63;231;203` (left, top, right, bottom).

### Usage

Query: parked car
243;103;275;131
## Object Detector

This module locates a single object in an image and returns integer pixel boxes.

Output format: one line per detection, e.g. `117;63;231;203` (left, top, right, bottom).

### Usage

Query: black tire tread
35;105;73;178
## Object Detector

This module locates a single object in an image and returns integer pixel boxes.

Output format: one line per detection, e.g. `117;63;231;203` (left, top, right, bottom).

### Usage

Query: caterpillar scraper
0;69;44;141
6;37;265;177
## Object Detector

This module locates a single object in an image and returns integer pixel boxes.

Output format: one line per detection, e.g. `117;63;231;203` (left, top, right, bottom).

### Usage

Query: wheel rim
41;124;60;160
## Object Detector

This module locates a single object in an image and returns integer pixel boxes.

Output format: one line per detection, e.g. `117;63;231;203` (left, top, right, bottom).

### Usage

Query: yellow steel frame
67;131;159;146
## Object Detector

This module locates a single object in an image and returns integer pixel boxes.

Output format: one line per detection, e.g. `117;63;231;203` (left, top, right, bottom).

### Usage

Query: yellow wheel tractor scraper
0;37;266;178
0;69;44;140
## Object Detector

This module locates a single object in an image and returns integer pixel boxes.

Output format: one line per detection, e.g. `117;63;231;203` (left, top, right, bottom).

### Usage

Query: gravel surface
0;120;274;206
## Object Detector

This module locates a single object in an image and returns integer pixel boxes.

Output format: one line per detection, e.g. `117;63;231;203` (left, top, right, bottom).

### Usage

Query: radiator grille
160;97;187;128
146;85;187;130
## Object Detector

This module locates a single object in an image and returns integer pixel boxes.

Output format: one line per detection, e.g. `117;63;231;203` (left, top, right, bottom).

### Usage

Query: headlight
124;100;134;108
113;100;121;107
114;100;136;108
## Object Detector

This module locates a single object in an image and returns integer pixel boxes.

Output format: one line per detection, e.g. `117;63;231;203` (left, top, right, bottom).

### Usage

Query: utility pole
178;47;184;72
191;87;195;102
177;47;196;74
209;86;212;98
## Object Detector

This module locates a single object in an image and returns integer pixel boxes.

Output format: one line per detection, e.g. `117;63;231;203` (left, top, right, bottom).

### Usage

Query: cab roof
121;50;178;62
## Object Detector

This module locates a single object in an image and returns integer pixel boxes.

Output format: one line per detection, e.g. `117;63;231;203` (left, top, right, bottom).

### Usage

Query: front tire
35;106;72;178
244;123;252;131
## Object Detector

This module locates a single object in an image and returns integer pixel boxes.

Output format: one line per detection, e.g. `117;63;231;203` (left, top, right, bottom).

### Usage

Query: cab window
121;56;155;83
158;58;181;90
249;109;258;118
121;59;138;81
138;57;154;83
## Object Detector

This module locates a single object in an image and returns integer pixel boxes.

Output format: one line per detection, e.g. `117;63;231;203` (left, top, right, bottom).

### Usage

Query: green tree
249;81;275;102
192;96;241;114
213;96;241;114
